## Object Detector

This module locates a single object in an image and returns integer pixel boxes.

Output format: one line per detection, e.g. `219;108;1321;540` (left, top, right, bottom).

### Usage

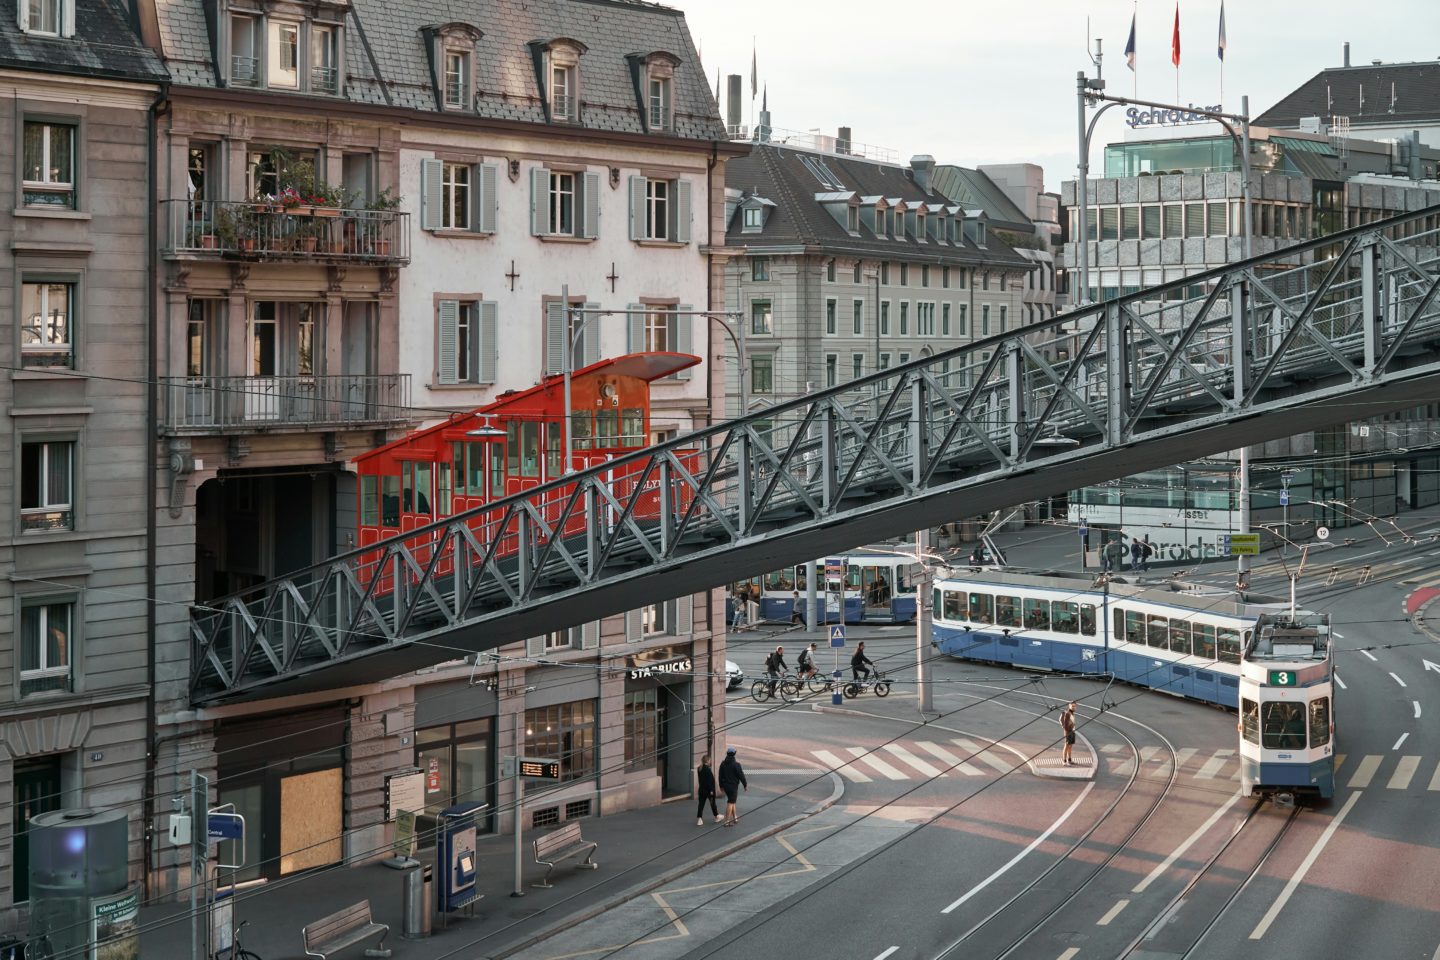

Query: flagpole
1133;0;1138;99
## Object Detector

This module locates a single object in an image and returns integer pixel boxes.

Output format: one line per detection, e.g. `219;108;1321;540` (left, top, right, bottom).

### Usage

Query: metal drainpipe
705;140;718;757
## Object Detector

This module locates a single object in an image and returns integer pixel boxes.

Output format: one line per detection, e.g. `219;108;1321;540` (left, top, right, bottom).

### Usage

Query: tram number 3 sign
1268;670;1298;687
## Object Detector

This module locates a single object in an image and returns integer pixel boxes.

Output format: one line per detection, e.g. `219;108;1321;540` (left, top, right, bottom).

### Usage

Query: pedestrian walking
1103;537;1124;573
1140;536;1154;572
791;589;803;625
695;755;721;825
1060;701;1078;765
1129;537;1142;572
731;587;748;632
719;747;747;825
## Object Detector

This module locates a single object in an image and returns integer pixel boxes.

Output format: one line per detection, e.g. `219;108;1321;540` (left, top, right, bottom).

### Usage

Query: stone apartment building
0;0;166;923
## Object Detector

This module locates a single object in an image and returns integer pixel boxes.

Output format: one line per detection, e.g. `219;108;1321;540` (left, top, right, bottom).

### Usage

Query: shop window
624;689;658;770
415;719;495;841
22;121;76;208
20;599;73;696
524;700;596;783
21;439;74;531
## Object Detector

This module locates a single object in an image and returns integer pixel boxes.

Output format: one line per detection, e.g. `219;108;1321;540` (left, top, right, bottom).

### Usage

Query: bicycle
843;670;890;699
750;673;802;702
216;920;262;960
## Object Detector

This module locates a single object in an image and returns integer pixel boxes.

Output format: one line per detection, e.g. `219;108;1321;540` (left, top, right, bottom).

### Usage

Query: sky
674;0;1440;189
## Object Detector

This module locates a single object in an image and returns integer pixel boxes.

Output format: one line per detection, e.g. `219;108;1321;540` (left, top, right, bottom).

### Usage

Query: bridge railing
190;205;1440;701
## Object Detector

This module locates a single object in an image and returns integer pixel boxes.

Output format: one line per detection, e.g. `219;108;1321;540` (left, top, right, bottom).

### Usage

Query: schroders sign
1125;104;1223;128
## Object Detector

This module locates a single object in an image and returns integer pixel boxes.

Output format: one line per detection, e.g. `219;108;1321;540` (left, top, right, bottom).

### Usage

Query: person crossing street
718;747;747;826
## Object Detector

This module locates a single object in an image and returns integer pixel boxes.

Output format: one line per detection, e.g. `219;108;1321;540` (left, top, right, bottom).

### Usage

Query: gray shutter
475;162;498;234
674;304;693;379
61;0;74;37
436;299;459;384
582;171;600;239
581;621;599;649
626;303;645;353
675;594;693;635
675;179;692;243
545;300;566;375
624;608;642;642
525;636;544;657
582;302;600;365
477;300;498;383
16;0;24;30
530;166;549;236
421;158;443;231
628;175;646;241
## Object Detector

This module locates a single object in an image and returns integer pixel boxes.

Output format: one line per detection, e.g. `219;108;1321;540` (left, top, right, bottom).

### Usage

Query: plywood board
279;767;342;875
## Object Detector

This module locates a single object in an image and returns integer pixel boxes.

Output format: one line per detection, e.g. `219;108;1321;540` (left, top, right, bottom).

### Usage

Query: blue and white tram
730;553;923;625
931;570;1257;708
1238;613;1336;800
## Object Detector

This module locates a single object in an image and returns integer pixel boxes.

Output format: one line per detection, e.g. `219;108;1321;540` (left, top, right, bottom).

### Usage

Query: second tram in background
1239;612;1335;801
731;552;923;625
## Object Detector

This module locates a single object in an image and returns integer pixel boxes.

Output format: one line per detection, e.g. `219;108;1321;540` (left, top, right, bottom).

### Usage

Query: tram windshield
1261;701;1307;749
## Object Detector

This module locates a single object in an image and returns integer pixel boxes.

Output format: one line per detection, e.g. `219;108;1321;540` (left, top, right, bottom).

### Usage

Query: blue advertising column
437;802;487;917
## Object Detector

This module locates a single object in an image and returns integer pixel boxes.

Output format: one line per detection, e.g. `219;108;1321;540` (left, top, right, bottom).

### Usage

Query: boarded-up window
279;767;343;874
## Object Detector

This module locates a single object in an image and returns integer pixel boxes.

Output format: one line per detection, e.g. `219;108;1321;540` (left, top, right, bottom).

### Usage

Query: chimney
1343;42;1350;67
910;155;936;194
837;126;852;155
725;74;742;130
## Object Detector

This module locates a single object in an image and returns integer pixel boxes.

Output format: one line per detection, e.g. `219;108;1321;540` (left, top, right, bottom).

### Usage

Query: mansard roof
0;0;165;84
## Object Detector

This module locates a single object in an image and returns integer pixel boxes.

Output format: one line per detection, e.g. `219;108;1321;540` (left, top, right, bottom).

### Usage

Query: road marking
1389;756;1421;790
1097;898;1130;926
1348;755;1382;788
1173;747;1198;770
1099;743;1124;754
1431;763;1440;792
914;740;983;776
1195;749;1234;779
1134;791;1243;894
847;746;909;780
952;738;1015;773
1335;753;1346;773
1394;733;1410;751
873;949;899;960
1139;746;1162;762
1390;672;1408;688
750;768;819;775
1416;701;1423;719
1057;950;1080;960
1334;674;1347;690
883;744;945;778
1249;790;1362;940
813;750;872;783
1361;650;1378;661
942;782;1096;914
1334;632;1345;639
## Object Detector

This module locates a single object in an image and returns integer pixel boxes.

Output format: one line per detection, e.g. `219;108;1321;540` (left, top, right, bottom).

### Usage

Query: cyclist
796;642;818;685
851;642;875;682
765;645;790;700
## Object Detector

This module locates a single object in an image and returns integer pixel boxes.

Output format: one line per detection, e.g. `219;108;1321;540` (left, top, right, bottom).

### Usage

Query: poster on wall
427;758;442;794
92;887;140;960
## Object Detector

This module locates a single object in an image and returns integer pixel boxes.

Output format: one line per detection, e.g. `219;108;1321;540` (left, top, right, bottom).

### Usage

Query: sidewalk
139;759;836;960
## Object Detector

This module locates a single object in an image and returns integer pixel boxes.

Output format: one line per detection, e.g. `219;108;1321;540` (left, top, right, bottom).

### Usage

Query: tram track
1117;799;1302;959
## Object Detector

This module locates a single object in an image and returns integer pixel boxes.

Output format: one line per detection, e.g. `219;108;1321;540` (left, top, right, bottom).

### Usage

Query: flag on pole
1171;4;1181;67
750;42;757;97
1217;1;1227;61
1124;11;1137;71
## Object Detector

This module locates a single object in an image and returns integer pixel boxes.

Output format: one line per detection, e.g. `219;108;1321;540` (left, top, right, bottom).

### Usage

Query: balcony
161;374;413;433
231;55;260;87
312;65;338;93
165;200;410;264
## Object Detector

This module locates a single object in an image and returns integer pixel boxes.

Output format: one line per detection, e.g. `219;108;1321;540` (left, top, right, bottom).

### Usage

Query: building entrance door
13;755;64;902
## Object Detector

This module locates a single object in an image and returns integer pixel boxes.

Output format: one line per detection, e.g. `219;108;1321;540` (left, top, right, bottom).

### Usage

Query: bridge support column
1103;303;1127;446
911;374;929;486
1006;343;1025;459
1361;241;1383;374
1229;277;1250;403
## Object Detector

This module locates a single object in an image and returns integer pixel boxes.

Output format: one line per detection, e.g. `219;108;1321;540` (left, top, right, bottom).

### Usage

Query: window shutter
421;159;444;231
626;303;645;353
475;162;498;234
545;300;566;375
436;299;460;384
674;304;693;379
16;0;24;31
675;179;692;243
526;636;544;658
628;175;646;241
581;621;600;650
625;608;642;642
675;594;693;635
530;166;549;236
582;302;600;365
582;172;600;239
61;0;75;37
477;300;498;383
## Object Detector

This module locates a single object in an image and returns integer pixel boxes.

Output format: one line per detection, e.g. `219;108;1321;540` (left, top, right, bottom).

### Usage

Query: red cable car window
437;462;452;517
489;442;504;497
621;409;644;445
572;412;593;451
506;423;520;477
519;422;540;479
414;461;433;515
381;475;400;526
360;475;378;526
546;421;562;476
466;442;485;495
596;409;618;445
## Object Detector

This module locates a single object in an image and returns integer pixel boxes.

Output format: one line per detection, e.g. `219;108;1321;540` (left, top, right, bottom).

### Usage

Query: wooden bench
532;820;598;889
302;901;391;959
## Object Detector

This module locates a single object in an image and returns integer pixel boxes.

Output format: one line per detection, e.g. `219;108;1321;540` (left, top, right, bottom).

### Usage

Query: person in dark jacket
695;755;721;825
1129;537;1142;571
718;746;747;826
851;642;875;681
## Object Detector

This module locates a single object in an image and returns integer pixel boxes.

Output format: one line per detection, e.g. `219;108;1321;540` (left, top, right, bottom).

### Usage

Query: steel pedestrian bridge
192;207;1440;704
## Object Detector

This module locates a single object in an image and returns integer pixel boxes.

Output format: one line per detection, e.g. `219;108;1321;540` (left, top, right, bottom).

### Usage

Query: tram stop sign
829;625;846;648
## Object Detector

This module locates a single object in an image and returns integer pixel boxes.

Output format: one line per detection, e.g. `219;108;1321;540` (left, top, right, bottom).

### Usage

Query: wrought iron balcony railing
161;374;412;432
165;200;410;264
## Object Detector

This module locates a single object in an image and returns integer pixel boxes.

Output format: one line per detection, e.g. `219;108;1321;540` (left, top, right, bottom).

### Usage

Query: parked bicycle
751;673;802;702
215;920;262;960
843;671;890;699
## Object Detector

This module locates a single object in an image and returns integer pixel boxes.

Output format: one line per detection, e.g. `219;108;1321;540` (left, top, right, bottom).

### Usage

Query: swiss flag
1171;4;1181;67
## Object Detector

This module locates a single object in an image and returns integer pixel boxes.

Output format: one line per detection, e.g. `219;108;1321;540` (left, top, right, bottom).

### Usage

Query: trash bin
402;863;433;939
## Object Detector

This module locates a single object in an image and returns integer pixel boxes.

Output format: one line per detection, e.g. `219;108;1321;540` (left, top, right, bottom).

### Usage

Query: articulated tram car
352;352;699;592
1238;613;1336;800
732;553;923;625
931;570;1257;708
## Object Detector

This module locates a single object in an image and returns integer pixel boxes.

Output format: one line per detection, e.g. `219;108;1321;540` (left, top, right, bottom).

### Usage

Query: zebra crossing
810;741;1440;791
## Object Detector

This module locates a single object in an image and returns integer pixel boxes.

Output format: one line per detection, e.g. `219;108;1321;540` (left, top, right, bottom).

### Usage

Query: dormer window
535;39;587;123
743;207;762;229
648;76;670;129
226;10;345;94
21;0;72;36
230;14;261;86
268;19;299;88
629;51;680;132
444;50;470;107
915;210;926;242
552;65;575;119
311;25;338;93
847;205;859;233
424;23;482;112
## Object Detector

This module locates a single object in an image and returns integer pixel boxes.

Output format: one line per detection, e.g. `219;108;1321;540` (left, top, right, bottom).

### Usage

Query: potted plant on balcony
187;223;218;250
366;188;403;257
214;205;243;252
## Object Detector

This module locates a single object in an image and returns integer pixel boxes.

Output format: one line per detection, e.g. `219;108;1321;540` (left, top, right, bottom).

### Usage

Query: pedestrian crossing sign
829;625;846;647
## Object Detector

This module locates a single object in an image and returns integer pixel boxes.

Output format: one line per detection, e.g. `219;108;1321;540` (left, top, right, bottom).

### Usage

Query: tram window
621;408;644;445
437;462;452;517
507;422;520;476
1309;697;1331;747
489;442;505;496
943;590;964;620
572;412;593;451
1261;701;1307;750
546;421;562;476
1217;628;1241;664
360;475;379;526
1024;598;1051;631
894;566;913;595
1194;624;1217;660
1115;608;1126;641
795;565;807;590
1146;614;1168;648
1080;604;1096;636
381;475;400;527
414;461;433;514
520;421;540;478
968;592;994;624
1240;698;1259;744
995;595;1020;627
766;569;793;591
1052;601;1079;634
1124;610;1145;643
1169;620;1191;655
466;442;485;496
933;587;942;617
596;409;619;445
